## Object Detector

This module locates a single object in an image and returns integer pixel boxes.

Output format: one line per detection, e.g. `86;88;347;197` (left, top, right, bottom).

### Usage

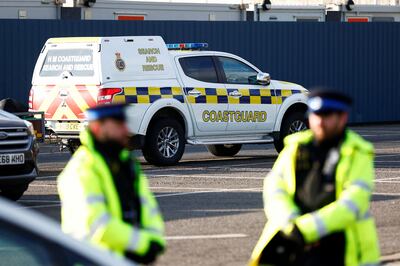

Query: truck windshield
40;49;94;77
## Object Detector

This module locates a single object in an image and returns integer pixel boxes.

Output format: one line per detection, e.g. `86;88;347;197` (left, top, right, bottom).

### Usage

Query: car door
216;56;277;132
177;55;228;135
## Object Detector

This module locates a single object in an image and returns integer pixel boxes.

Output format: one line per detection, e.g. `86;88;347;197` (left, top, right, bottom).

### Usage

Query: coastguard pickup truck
29;36;308;165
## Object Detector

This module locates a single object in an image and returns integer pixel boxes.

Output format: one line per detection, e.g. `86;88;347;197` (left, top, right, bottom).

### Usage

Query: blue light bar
166;43;208;50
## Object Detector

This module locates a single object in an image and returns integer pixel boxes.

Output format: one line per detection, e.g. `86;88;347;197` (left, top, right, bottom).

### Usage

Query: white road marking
189;209;262;213
375;177;400;182
151;186;261;191
29;184;57;187
373;192;400;196
166;234;247;240
155;187;262;198
149;174;264;180
36;175;58;180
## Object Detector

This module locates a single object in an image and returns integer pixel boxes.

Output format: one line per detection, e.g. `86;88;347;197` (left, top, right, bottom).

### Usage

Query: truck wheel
206;144;242;157
274;112;307;152
0;184;29;201
142;118;185;166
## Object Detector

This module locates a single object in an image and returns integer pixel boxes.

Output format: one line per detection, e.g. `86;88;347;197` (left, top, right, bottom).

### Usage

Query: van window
40;49;94;77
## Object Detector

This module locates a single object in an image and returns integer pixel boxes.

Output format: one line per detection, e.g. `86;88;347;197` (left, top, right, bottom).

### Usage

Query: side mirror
257;72;271;86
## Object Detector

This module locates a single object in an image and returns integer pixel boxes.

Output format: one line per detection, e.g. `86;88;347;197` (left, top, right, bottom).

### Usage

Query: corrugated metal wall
0;19;399;123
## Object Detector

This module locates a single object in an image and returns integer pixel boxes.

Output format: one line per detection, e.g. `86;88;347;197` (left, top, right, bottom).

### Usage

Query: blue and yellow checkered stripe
112;86;301;104
184;87;302;105
113;87;185;104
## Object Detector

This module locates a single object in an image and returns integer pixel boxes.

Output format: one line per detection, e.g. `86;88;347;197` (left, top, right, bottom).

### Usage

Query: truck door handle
188;89;202;97
229;91;242;97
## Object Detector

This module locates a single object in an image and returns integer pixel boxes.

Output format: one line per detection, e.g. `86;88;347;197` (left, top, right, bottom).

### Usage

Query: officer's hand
138;241;164;264
146;228;166;249
281;223;305;247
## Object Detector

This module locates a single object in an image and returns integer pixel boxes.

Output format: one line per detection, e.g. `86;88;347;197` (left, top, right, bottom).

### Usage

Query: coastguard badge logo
115;52;126;71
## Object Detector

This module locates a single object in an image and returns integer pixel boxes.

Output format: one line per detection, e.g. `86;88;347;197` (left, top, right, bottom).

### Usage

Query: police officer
249;90;380;266
58;103;165;264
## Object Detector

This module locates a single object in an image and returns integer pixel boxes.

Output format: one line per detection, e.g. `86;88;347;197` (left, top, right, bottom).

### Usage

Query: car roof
0;197;136;266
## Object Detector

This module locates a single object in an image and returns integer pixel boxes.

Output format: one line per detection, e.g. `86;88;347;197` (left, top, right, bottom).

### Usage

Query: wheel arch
137;99;192;138
146;107;187;138
273;95;308;133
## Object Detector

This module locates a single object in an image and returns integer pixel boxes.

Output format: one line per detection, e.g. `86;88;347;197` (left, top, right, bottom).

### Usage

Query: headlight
23;120;35;137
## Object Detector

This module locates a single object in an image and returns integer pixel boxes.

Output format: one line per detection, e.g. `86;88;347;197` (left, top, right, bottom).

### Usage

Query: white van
30;36;308;165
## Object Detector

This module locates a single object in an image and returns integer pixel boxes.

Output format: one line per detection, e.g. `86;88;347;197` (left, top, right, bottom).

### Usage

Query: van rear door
30;39;100;135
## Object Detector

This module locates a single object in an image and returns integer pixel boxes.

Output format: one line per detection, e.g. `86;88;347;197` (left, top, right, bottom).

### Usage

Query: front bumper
0;136;38;186
0;168;37;186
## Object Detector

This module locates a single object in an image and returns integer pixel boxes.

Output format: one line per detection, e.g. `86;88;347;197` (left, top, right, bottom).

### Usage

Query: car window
179;56;219;83
218;57;258;85
0;220;54;266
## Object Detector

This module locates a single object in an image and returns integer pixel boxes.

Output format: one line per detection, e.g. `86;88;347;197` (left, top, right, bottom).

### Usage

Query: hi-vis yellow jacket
249;130;380;266
58;129;165;258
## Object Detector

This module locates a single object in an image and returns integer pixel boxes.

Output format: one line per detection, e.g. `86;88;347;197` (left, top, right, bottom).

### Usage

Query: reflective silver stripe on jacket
312;213;328;238
272;188;288;196
340;198;360;219
86;195;106;205
147;227;163;235
360;263;380;266
281;211;300;229
140;196;160;217
361;210;372;220
88;213;111;239
351;180;372;193
127;228;140;252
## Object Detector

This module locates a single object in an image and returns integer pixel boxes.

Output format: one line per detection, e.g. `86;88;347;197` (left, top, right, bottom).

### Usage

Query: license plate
55;122;84;132
0;154;25;165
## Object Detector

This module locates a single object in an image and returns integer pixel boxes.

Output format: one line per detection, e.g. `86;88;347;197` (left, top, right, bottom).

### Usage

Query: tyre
0;184;29;201
206;144;242;157
274;112;307;152
142;118;185;166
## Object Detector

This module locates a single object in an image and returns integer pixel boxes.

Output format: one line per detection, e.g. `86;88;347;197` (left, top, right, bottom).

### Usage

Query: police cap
85;103;127;122
307;89;352;114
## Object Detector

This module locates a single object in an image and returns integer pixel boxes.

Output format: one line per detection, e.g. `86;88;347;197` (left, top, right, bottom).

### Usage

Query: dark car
0;110;38;200
0;197;136;266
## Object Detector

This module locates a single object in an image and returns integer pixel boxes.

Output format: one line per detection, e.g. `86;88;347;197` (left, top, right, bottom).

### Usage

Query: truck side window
179;56;218;83
218;57;258;85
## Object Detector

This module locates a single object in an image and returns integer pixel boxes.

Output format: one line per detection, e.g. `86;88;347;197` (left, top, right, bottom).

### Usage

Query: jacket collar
79;129;130;161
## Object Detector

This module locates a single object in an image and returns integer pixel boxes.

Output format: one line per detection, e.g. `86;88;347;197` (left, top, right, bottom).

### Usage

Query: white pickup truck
30;36;308;165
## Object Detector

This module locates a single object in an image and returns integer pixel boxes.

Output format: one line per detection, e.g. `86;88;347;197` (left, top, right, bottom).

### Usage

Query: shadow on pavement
157;191;263;222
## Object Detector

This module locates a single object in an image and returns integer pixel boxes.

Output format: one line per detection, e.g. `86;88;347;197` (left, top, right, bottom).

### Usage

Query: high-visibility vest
249;130;380;266
58;129;165;257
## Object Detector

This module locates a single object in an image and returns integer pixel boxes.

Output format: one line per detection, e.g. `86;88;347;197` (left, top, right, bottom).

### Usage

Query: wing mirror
257;72;271;86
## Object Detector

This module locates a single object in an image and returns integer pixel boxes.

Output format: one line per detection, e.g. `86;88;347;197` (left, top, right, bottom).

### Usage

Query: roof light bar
166;43;208;50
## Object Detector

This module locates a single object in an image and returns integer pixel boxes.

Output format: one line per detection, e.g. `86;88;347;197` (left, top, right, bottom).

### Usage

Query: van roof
47;37;101;44
46;36;164;45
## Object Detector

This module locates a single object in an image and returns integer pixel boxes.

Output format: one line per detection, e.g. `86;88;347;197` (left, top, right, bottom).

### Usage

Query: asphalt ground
18;124;400;266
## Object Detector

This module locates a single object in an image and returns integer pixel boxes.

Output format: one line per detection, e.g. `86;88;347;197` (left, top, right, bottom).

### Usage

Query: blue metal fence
0;19;399;123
